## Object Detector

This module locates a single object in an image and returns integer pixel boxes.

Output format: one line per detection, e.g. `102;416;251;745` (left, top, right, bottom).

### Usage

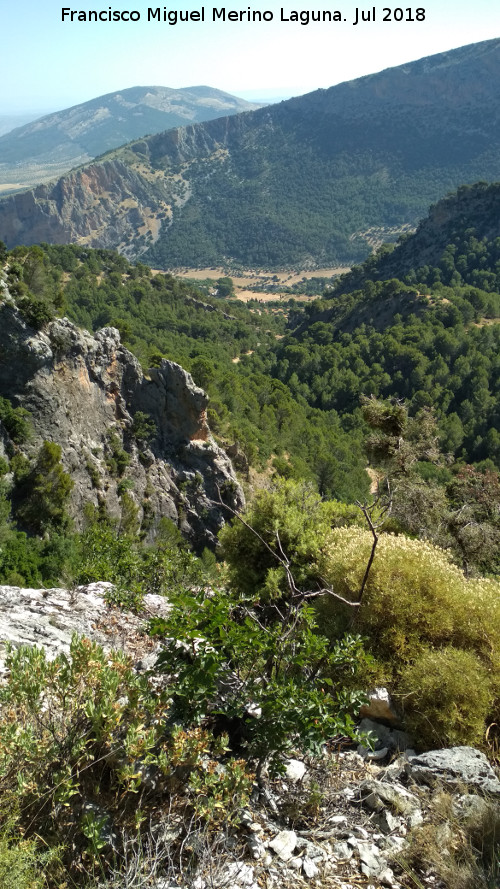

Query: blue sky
2;0;500;114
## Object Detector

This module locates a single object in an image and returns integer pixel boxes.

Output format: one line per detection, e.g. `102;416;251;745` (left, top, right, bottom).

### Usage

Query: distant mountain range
0;113;42;138
2;38;500;267
0;86;261;190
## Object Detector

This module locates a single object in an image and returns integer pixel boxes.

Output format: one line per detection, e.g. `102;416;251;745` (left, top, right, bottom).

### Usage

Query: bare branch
210;487;361;610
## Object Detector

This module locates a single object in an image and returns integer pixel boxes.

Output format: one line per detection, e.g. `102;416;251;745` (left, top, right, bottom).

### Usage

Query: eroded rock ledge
0;298;244;548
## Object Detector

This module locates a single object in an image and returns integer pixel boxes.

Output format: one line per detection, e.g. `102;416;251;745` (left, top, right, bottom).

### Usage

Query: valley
2;39;500;268
1;35;500;889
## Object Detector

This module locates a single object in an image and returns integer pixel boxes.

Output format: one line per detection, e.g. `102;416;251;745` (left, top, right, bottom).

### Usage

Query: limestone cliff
0;293;244;548
1;39;500;266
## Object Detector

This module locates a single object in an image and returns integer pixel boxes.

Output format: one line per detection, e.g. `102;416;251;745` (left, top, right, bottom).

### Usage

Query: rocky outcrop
0;85;262;191
0;582;169;674
0;296;244;548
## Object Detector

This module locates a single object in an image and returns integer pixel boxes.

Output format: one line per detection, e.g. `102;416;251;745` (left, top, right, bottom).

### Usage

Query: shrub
17;295;55;330
151;585;367;777
131;411;156;444
15;441;73;534
219;478;360;602
318;528;500;667
105;432;130;477
0;637;252;878
316;527;500;748
0;822;61;889
0;397;31;444
398;647;492;749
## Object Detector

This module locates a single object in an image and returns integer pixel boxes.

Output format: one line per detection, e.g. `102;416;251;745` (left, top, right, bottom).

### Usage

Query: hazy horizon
2;1;499;117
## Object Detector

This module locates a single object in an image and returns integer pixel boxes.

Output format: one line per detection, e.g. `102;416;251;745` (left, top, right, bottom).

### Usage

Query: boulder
407;747;500;797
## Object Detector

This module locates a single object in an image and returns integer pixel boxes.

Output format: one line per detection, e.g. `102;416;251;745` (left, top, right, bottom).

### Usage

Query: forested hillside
2;179;500;888
2;39;500;266
0;86;261;190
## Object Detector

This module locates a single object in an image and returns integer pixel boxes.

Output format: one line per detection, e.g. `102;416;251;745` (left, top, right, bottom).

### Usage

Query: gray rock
358;718;413;758
0;583;169;671
360;779;420;816
295;837;325;860
221;862;257;887
375;810;402;834
378;866;400;888
407;747;500;797
0;302;244;550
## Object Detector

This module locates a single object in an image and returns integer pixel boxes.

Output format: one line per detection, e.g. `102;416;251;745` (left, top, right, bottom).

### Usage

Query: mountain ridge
0;85;261;191
2;38;500;267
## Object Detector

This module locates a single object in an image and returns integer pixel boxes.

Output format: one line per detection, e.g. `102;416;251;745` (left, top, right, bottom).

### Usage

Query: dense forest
2;183;500;587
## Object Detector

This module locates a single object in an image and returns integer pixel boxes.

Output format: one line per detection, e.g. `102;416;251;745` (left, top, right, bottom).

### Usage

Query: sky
2;0;500;115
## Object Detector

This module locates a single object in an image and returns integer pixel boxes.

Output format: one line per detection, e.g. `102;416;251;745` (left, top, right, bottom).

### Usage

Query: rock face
0;296;244;548
0;85;262;191
2;38;500;266
407;747;500;797
0;582;170;673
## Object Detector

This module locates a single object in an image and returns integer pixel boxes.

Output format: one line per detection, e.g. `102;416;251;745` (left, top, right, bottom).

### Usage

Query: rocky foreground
0;582;498;889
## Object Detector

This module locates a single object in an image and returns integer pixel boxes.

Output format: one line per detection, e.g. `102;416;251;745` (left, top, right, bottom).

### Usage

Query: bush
316;527;500;748
0;637;253;879
14;441;73;534
0;397;31;444
219;478;360;602
0;823;61;889
399;647;492;749
17;295;55;330
151;584;367;777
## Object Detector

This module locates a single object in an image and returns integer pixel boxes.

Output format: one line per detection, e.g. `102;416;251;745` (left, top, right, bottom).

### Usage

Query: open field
173;266;350;301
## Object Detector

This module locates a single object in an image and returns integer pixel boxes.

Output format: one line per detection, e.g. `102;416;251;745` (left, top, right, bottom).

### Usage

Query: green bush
151;585;366;776
316;527;500;748
399;647;492;749
0;824;60;889
0;398;31;445
105;432;130;477
0;637;253;877
17;295;55;330
131;411;156;444
219;478;360;602
15;441;73;534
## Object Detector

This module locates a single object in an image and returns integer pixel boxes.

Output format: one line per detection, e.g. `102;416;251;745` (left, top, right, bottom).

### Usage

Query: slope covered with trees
2;190;500;887
2;39;500;266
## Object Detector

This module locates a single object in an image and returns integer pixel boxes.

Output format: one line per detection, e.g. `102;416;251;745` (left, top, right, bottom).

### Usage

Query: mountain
0;86;261;191
1;39;500;267
0;113;42;138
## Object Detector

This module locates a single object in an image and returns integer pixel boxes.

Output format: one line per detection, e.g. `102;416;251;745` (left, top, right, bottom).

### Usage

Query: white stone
332;841;353;860
303;856;319;879
285;759;307;783
268;830;298;862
